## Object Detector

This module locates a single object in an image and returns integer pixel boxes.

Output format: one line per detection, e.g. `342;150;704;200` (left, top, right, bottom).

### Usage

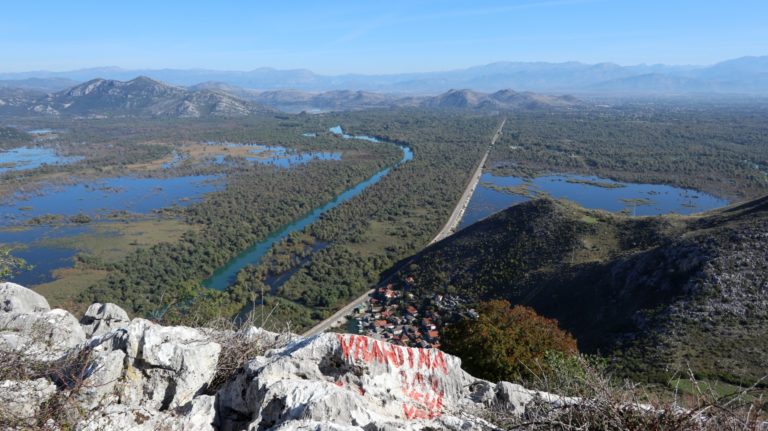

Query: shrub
442;300;577;383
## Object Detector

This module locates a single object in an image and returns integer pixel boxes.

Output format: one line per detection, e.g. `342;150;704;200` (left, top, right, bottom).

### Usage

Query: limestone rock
0;308;86;360
494;381;578;416
77;347;126;410
75;395;217;431
75;404;164;431
0;282;50;314
158;395;217;430
0;378;57;425
217;332;519;430
0;285;580;430
80;302;130;338
117;318;221;409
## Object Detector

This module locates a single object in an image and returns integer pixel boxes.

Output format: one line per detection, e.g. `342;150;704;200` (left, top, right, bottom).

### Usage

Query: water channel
203;127;413;290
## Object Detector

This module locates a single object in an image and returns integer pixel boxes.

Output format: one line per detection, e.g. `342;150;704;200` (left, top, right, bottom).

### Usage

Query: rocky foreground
0;282;568;430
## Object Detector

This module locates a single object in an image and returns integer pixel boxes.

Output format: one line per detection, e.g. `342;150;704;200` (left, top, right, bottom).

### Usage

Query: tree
442;300;577;383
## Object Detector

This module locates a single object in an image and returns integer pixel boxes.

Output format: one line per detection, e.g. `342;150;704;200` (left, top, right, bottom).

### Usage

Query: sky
1;0;767;74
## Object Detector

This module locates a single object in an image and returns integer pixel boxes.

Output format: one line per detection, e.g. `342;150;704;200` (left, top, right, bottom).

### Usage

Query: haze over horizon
2;0;767;74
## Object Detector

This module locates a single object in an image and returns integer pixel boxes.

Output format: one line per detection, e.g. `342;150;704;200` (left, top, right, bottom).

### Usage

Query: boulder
80;302;130;338
77;347;126;410
0;378;57;426
217;332;547;430
494;381;577;416
116;318;221;410
0;282;50;314
75;404;167;431
0;308;86;360
75;395;217;431
159;395;217;430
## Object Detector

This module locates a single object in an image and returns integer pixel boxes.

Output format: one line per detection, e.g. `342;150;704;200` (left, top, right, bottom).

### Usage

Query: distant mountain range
1;56;767;94
0;77;580;117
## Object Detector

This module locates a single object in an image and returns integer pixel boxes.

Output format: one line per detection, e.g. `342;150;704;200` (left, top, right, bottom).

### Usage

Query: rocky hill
0;77;269;118
250;89;400;112
0;281;574;430
387;197;768;386
0;76;580;115
184;85;580;113
419;89;579;110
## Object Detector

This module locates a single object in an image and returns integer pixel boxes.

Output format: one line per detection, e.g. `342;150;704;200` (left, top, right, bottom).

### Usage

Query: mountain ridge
0;76;271;118
0;78;582;116
1;55;767;94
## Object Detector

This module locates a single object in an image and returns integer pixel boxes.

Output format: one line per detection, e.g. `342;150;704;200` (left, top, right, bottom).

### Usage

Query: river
203;127;413;290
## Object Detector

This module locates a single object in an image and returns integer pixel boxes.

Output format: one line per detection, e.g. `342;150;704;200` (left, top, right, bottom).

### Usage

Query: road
430;117;506;244
302;117;506;338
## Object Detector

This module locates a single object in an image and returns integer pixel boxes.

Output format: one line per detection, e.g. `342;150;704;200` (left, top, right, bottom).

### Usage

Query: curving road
302;118;506;337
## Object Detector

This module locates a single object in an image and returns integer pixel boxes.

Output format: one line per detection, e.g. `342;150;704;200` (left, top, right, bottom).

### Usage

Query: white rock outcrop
0;281;50;314
0;378;57;426
0;307;86;360
112;318;222;409
216;332;545;430
0;284;563;430
80;302;130;337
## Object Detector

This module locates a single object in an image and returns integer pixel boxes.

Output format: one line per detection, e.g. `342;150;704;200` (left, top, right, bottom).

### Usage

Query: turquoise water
459;173;728;229
204;126;413;290
0;147;82;173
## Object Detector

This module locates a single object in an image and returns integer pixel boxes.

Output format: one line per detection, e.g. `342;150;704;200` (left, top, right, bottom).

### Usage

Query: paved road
302;118;506;338
430;117;506;244
302;287;374;337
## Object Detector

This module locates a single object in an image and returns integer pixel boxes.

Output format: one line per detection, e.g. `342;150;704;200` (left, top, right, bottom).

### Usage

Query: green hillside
394;197;768;386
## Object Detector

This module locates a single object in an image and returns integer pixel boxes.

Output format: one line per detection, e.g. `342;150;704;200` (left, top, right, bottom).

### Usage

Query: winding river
203;127;413;290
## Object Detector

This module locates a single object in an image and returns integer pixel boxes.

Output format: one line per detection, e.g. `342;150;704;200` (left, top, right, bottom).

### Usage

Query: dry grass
481;354;767;430
0;337;94;429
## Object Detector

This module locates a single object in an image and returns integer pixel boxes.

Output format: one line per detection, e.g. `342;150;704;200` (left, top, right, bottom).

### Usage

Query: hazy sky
2;0;766;73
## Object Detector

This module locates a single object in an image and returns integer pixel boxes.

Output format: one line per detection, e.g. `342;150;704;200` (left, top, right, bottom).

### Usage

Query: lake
2;142;346;285
0;174;221;285
459;173;728;229
0;175;222;227
0;146;82;173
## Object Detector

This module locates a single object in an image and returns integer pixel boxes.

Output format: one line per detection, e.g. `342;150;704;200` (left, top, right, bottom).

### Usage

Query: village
349;276;478;349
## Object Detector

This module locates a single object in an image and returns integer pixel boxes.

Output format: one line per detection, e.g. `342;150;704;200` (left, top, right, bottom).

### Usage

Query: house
374;319;388;328
405;306;418;316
